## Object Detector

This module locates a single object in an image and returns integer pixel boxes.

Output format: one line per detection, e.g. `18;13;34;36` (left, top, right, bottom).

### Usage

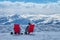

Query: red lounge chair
14;24;20;34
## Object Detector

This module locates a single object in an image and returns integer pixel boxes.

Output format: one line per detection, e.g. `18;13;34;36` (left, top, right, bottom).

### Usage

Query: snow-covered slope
0;32;60;40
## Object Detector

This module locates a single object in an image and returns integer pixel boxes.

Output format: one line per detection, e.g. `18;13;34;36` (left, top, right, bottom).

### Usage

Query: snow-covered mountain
0;14;30;25
0;14;60;25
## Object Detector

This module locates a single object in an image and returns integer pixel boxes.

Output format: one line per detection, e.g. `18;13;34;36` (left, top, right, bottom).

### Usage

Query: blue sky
0;0;59;3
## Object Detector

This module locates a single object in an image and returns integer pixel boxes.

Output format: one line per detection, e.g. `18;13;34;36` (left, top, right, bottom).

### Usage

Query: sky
0;0;59;3
0;0;60;16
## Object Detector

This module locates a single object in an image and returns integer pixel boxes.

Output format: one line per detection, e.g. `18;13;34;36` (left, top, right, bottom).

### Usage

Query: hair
28;23;31;25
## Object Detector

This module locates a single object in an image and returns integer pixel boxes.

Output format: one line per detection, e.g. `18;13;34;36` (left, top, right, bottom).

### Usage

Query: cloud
0;1;60;16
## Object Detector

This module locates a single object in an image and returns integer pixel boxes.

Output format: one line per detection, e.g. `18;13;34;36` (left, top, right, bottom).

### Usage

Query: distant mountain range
0;14;60;25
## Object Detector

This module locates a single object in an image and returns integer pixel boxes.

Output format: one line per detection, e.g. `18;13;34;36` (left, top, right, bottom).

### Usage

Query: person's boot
25;32;27;35
21;33;23;35
28;32;30;35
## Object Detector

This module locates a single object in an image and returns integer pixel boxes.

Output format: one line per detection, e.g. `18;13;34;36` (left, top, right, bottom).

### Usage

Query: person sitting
25;23;35;34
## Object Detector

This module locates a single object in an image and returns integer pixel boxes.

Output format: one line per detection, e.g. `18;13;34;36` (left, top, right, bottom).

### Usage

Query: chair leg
18;32;20;35
14;32;17;34
11;32;13;35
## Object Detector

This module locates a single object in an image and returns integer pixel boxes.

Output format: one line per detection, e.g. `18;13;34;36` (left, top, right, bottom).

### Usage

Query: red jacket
14;24;20;33
28;24;34;33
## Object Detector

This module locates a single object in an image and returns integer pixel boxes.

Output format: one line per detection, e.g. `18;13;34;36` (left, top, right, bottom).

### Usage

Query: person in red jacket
25;23;35;34
14;24;20;35
28;23;34;34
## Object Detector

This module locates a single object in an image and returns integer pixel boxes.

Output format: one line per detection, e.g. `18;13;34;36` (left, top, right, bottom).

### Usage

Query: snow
0;32;60;40
0;14;60;25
